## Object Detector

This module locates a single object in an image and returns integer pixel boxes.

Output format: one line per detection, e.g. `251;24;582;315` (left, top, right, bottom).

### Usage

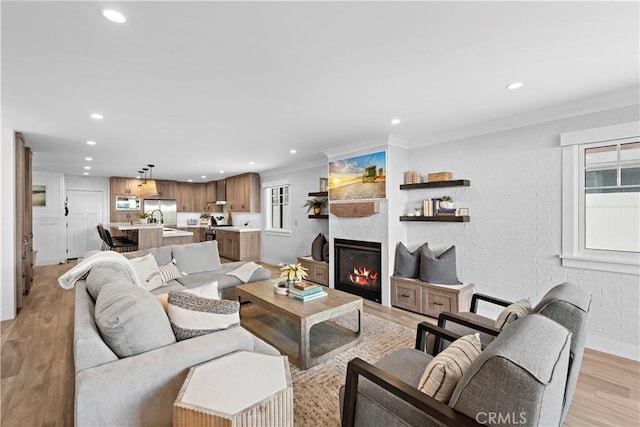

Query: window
266;184;291;233
561;122;640;274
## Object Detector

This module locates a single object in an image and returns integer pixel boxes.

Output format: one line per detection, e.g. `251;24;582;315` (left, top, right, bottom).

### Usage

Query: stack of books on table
288;282;327;302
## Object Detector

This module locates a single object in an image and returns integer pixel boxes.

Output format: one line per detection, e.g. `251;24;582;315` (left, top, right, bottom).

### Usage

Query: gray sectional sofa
73;241;277;427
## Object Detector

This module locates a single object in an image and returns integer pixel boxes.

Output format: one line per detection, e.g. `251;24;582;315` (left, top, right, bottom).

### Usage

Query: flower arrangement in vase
280;263;309;286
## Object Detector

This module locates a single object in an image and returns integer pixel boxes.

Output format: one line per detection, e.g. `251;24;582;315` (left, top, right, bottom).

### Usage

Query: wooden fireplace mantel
330;201;380;218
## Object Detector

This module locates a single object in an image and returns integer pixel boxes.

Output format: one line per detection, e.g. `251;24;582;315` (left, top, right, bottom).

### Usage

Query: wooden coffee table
236;280;363;369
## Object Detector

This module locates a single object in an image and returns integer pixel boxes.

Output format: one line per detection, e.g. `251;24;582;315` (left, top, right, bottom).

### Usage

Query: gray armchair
438;281;592;424
341;314;572;427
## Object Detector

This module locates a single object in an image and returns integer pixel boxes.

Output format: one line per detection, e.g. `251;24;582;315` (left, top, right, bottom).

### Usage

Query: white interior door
67;190;103;258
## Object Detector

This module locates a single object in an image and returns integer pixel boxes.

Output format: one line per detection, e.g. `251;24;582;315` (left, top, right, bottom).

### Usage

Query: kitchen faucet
150;209;164;224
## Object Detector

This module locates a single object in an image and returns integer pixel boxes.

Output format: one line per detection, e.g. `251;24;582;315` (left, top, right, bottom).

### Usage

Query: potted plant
439;196;454;209
136;212;151;224
280;263;309;286
303;198;327;215
199;213;211;225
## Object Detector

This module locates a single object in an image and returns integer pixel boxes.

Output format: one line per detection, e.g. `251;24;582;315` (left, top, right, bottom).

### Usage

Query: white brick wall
405;104;640;360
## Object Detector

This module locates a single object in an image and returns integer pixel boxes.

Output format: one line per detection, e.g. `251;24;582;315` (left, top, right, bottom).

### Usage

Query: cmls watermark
476;412;527;425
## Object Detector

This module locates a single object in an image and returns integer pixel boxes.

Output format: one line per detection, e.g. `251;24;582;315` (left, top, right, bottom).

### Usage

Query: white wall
260;164;329;265
405;104;640;360
1;128;16;320
32;171;66;265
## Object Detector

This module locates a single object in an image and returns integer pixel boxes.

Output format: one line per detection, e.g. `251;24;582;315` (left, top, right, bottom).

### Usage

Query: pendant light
136;165;158;197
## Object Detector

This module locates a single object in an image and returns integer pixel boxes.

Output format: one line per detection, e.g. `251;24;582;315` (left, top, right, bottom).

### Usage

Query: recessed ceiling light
248;161;255;165
201;175;206;179
506;82;523;90
90;113;103;120
86;140;97;145
391;118;401;125
101;9;126;24
188;179;193;182
84;166;91;170
83;172;90;176
219;170;225;174
290;149;297;154
85;157;93;161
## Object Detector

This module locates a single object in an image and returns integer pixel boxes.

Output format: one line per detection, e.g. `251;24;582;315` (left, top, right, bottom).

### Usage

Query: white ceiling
2;1;639;181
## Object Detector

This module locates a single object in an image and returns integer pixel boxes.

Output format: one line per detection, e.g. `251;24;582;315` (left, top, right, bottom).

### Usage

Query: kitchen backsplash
231;212;261;229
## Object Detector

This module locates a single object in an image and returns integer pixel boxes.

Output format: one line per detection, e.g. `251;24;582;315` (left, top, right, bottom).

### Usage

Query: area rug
286;311;414;426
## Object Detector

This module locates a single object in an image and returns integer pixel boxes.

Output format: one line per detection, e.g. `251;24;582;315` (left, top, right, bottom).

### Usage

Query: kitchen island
108;223;195;250
215;227;261;262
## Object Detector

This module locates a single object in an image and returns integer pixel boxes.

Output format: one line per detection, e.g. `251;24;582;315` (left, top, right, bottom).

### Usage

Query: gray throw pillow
394;242;426;278
311;233;327;261
86;263;135;301
420;245;462;285
94;281;176;358
172;241;222;274
322;241;330;262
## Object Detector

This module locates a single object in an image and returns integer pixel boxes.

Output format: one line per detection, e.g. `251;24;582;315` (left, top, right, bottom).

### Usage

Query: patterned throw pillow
129;253;163;291
167;289;239;341
494;299;532;329
418;333;482;402
158;260;181;283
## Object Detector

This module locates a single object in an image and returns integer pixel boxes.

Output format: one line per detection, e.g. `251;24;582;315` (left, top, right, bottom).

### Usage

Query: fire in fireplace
335;238;382;302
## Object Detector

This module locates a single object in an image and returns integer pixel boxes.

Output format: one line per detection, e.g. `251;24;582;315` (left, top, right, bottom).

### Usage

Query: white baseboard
260;257;285;267
587;334;640;361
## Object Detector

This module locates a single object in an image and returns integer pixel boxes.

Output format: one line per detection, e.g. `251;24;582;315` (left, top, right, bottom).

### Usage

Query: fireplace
334;238;382;302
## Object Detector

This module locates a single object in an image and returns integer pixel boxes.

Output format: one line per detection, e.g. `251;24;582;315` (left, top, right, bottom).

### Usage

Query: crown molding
410;88;640;148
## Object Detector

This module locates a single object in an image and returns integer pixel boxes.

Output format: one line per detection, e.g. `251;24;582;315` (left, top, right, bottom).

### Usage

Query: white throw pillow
129;253;163;291
183;281;220;299
167;288;239;341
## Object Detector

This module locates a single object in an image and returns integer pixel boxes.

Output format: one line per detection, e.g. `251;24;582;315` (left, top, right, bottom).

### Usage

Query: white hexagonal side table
174;351;293;427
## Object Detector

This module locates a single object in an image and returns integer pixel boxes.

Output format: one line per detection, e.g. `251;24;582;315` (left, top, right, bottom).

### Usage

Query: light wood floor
1;262;638;426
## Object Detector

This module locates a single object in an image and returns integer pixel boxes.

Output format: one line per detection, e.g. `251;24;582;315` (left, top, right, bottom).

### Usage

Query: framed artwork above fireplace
328;150;386;201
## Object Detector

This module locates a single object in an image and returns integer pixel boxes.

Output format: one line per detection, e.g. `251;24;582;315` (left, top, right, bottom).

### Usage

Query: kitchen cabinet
390;276;474;318
15;132;33;311
203;181;222;212
226;173;260;213
110;177;142;196
216;230;260;262
155;180;177;198
177;182;206;212
216;179;226;201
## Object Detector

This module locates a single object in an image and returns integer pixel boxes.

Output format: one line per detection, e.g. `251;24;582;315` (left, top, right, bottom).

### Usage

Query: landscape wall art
328;151;386;200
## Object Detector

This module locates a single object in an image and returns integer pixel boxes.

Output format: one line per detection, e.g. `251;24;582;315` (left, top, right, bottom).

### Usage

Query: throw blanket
225;262;261;284
58;251;143;290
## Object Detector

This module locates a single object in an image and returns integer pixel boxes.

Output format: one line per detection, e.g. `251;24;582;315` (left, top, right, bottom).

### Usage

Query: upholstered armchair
340;314;572;427
437;281;592;424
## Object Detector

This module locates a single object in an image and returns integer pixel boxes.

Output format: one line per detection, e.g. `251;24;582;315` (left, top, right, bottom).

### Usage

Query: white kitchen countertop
107;222;164;230
216;227;261;233
163;228;194;237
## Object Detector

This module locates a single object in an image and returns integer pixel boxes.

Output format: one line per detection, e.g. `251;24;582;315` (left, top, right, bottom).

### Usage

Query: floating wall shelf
399;179;470;190
308;214;328;219
400;215;470;223
308;191;328;197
